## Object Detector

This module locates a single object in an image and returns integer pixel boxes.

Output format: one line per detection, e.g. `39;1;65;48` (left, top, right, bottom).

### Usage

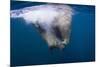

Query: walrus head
11;4;73;49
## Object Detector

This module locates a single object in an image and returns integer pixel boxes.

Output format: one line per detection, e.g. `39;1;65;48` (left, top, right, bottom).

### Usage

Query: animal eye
36;24;45;33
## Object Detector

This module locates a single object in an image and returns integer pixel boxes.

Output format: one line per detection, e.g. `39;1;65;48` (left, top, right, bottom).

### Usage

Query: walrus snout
10;4;73;49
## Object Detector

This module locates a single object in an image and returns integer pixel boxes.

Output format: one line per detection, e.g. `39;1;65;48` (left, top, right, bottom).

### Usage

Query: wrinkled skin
11;4;73;49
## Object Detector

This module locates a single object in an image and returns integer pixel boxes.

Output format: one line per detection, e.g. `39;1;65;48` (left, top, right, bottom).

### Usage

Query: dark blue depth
11;1;95;66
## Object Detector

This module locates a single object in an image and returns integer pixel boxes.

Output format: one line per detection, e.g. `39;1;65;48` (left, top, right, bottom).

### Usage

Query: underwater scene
11;1;95;66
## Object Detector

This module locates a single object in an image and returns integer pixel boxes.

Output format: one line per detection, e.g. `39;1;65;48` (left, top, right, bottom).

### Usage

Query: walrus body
11;4;73;49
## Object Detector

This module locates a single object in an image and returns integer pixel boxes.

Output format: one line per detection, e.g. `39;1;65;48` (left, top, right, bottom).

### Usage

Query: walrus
11;4;73;49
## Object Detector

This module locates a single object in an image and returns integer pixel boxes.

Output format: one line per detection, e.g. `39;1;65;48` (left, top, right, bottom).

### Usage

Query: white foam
22;9;59;25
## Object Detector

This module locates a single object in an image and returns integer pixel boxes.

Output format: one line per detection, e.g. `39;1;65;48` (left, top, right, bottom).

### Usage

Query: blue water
11;1;95;66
